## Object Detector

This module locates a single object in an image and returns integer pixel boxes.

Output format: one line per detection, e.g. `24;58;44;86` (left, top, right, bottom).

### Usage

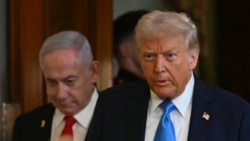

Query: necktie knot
160;100;175;117
61;116;76;136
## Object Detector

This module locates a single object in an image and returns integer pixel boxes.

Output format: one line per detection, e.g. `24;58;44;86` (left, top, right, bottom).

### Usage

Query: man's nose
154;56;165;73
56;83;67;99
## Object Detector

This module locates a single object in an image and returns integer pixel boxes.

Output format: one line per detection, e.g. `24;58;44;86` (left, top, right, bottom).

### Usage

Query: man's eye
65;79;75;85
46;79;56;85
144;54;154;60
166;53;176;58
168;53;175;57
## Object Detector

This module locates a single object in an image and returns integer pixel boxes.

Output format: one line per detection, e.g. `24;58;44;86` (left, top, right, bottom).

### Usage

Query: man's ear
189;49;200;70
90;60;100;84
119;40;132;57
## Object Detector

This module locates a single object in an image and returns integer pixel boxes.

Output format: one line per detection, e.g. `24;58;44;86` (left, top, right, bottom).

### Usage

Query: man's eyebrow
45;77;54;81
63;75;77;80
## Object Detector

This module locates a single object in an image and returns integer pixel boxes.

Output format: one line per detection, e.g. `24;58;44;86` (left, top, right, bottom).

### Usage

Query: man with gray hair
12;31;100;141
86;10;250;141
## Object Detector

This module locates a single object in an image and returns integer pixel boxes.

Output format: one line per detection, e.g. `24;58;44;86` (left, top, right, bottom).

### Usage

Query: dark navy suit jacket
86;76;250;141
12;103;55;141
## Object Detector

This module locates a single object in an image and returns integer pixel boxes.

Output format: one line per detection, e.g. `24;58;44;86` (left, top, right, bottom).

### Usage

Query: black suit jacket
86;77;250;141
12;103;55;141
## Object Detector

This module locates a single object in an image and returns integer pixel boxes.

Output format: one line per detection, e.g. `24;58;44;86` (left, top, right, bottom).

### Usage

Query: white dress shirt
50;87;98;141
145;74;194;141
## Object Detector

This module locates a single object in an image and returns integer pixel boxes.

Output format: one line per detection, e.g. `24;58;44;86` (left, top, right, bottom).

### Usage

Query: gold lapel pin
41;120;46;128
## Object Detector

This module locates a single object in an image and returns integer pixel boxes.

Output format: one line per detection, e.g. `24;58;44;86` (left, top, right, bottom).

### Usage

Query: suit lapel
37;104;55;141
126;81;150;141
188;77;215;141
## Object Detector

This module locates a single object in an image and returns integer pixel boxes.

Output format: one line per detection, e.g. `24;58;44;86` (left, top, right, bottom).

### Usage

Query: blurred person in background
113;10;149;85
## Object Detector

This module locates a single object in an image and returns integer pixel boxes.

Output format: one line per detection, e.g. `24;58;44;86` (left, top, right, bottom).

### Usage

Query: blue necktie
154;100;176;141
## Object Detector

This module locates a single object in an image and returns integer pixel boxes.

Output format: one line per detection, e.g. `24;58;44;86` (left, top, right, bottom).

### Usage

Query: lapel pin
202;112;210;120
41;120;46;128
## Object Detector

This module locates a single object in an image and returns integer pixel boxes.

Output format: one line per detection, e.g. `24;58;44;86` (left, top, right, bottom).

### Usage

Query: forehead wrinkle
42;49;83;79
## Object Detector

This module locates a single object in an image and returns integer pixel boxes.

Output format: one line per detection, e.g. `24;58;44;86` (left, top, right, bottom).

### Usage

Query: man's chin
58;106;76;115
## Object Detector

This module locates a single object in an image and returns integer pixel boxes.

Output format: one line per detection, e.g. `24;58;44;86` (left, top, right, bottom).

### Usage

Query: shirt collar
149;73;194;117
53;87;99;128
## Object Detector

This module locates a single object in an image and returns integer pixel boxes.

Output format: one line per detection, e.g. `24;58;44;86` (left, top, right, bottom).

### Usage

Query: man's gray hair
39;30;93;68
